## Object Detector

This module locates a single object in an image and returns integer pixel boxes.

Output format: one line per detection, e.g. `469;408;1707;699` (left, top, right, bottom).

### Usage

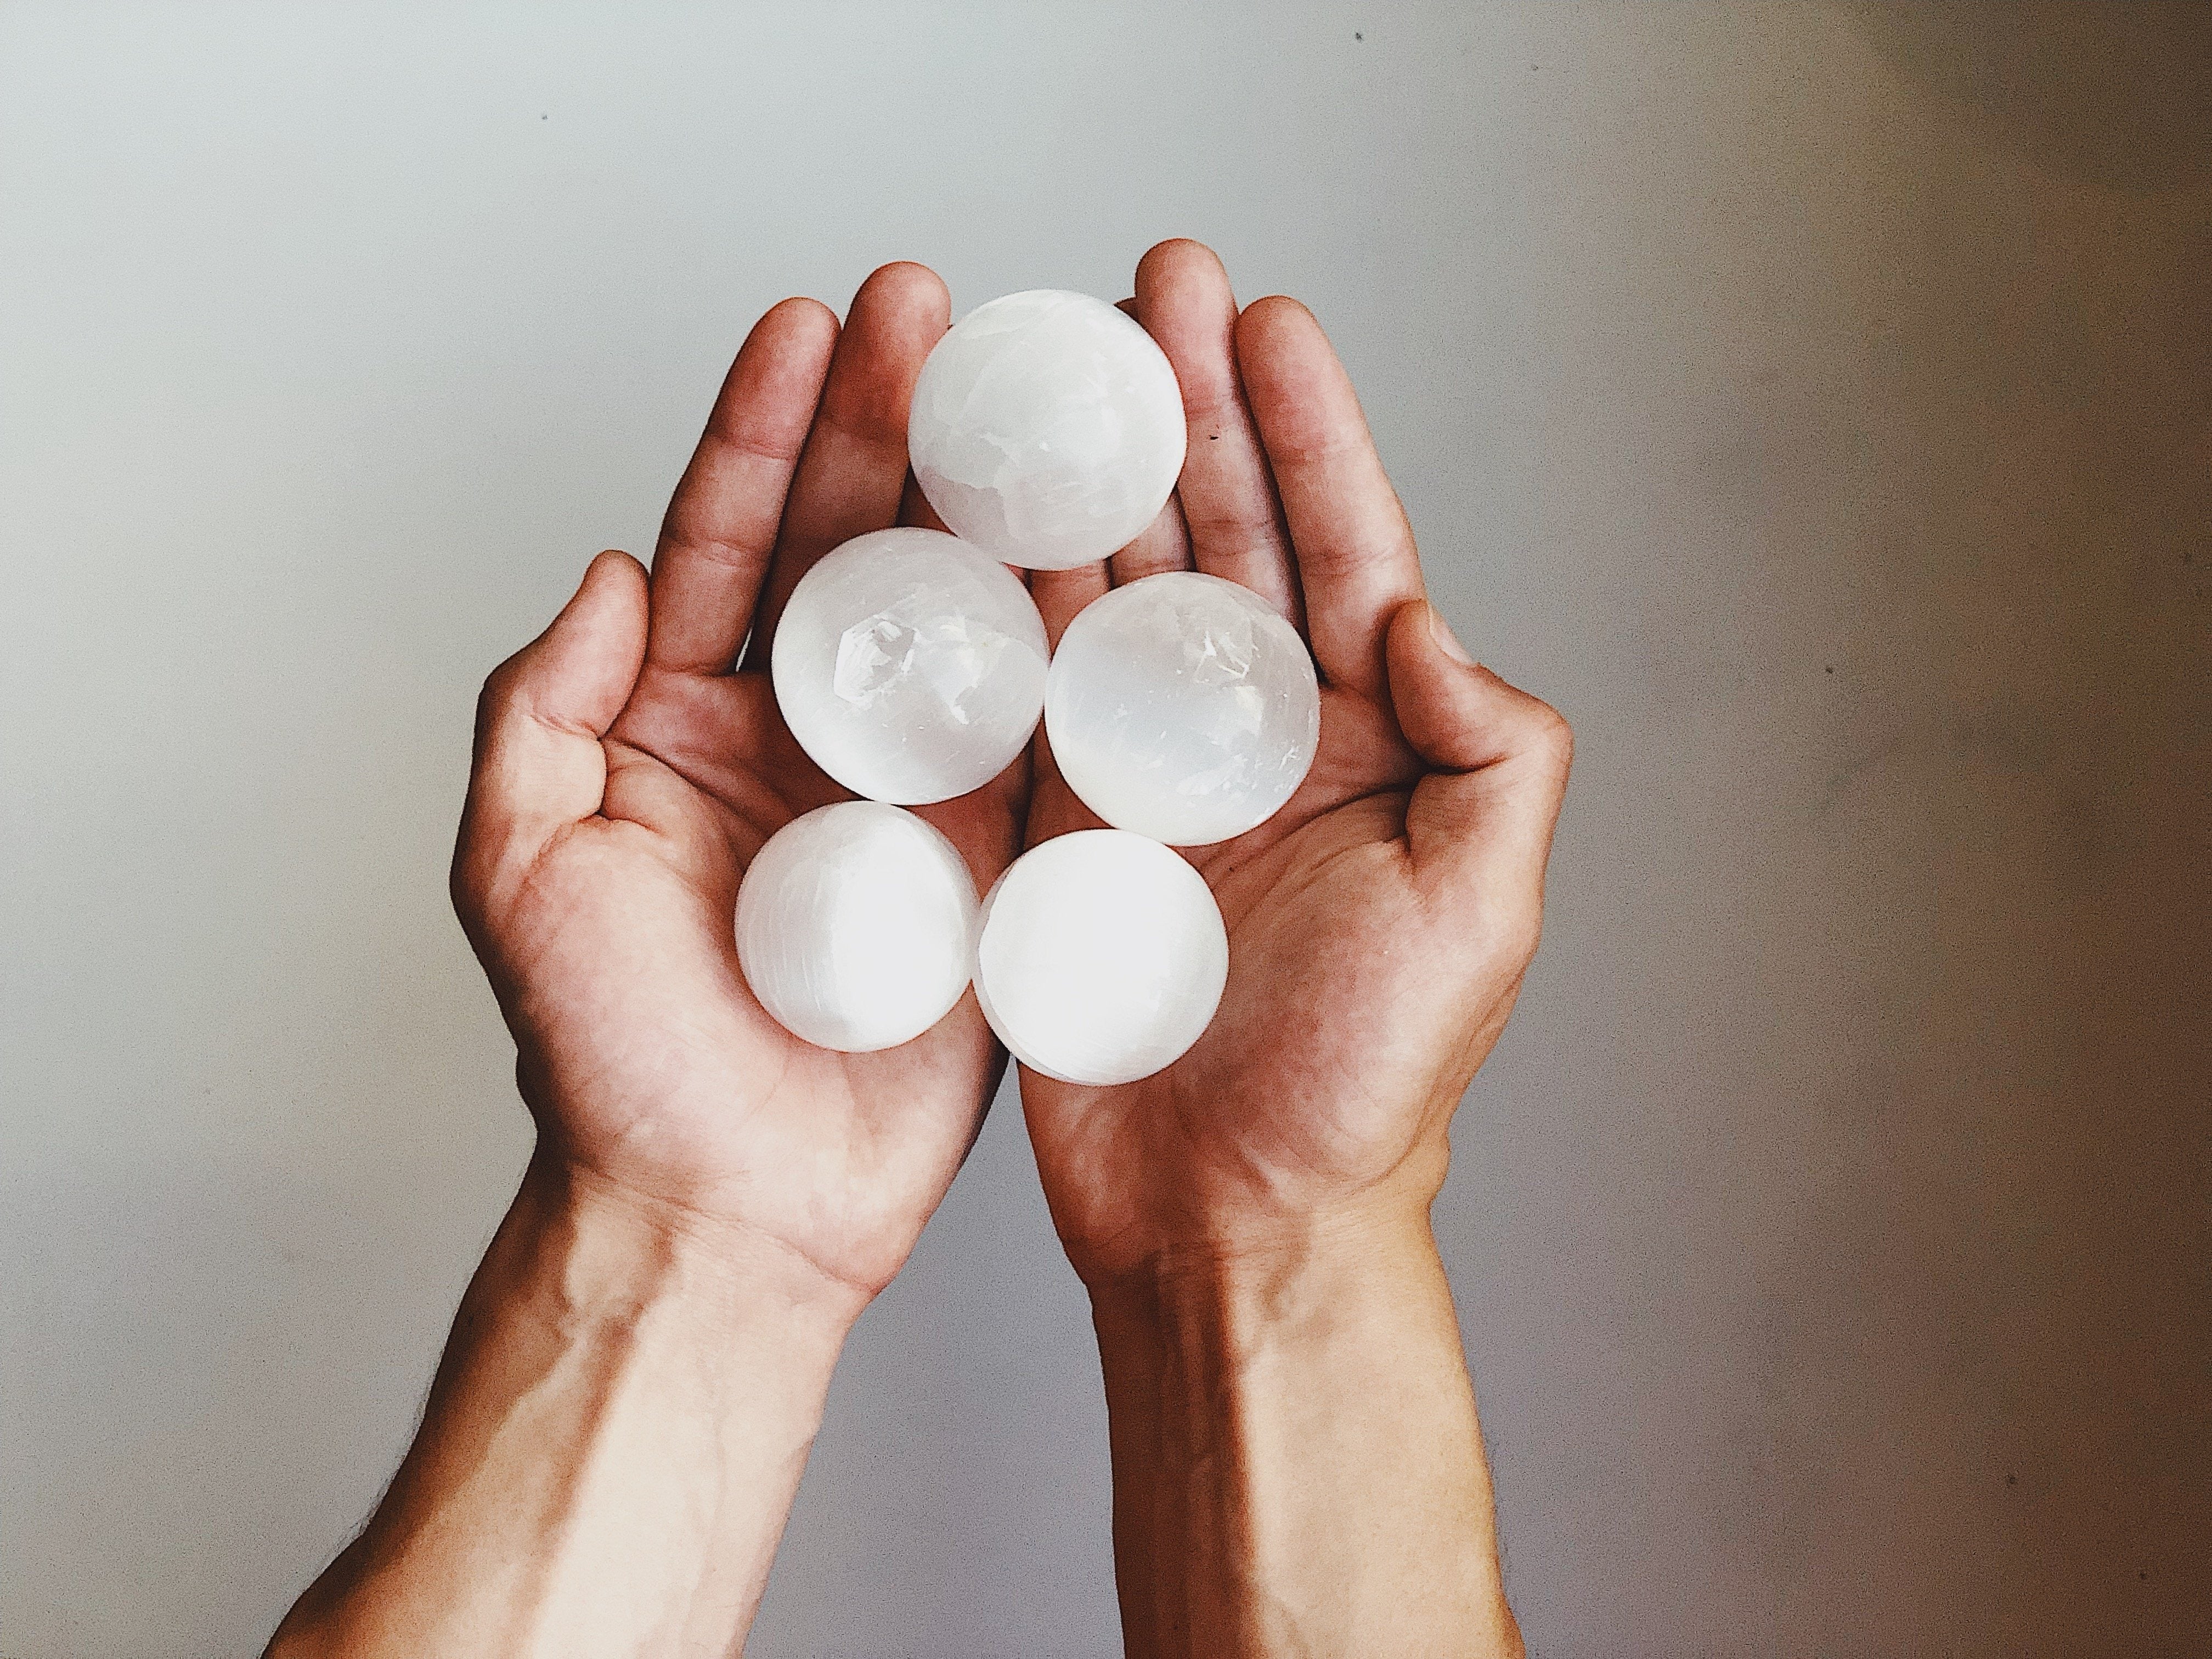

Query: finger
455;551;650;909
746;262;951;662
1028;561;1109;651
1023;547;1114;841
1135;240;1301;622
647;298;838;675
1023;719;1110;843
1108;490;1192;586
1237;295;1421;699
896;469;951;533
1385;600;1572;932
1108;295;1194;585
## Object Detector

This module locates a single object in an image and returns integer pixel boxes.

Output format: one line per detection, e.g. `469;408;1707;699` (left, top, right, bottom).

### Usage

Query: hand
1022;239;1573;1287
450;262;1014;1302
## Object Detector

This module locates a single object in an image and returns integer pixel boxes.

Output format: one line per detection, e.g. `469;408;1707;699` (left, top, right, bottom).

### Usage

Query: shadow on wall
1842;0;2212;192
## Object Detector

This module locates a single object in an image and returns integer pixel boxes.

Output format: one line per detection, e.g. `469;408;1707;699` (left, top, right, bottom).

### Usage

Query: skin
267;241;1568;1658
1020;242;1571;1656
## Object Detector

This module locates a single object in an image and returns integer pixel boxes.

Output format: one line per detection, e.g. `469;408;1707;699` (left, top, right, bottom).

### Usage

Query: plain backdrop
4;3;2207;1655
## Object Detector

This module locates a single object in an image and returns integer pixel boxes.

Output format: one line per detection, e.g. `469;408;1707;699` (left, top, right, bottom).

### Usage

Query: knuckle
475;652;535;736
448;833;496;934
480;652;524;706
1524;702;1575;772
448;844;482;924
449;820;529;945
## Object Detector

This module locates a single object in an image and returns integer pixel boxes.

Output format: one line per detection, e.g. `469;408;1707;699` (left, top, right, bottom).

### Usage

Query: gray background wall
4;3;2206;1654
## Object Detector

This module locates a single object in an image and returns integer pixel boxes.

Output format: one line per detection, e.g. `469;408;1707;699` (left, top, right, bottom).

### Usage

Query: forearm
268;1153;862;1658
1091;1210;1521;1659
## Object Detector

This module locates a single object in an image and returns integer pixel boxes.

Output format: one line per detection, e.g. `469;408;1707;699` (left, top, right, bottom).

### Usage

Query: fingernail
1427;602;1476;665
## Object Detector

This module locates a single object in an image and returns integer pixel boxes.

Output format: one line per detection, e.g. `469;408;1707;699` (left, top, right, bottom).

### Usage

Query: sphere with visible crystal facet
1045;572;1321;846
771;527;1048;805
974;830;1228;1086
909;290;1187;571
736;801;979;1053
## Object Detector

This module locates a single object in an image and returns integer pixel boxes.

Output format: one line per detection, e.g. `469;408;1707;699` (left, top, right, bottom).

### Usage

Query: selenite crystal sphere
735;801;980;1053
771;527;1049;805
909;289;1188;570
1044;571;1322;846
973;830;1228;1086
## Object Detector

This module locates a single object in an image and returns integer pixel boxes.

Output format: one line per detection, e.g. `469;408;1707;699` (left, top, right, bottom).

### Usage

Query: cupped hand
450;263;1017;1302
1021;241;1573;1286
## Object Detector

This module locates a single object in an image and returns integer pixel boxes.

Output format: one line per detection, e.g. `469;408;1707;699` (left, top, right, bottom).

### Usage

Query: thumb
1384;599;1573;934
455;550;649;912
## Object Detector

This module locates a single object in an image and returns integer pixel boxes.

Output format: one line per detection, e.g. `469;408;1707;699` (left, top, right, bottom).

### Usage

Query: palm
1024;669;1466;1273
559;684;1017;1293
456;264;1020;1296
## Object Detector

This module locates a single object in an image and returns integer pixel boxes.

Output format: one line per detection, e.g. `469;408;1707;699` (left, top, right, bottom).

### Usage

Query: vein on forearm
1091;1222;1519;1659
269;1160;856;1658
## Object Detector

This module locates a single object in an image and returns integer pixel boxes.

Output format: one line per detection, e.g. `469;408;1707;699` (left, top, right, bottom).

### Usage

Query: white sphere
974;830;1228;1087
1045;572;1322;846
909;289;1188;571
735;801;979;1053
771;527;1048;804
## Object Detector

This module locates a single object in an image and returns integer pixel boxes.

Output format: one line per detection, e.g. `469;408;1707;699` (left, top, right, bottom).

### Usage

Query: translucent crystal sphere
771;527;1048;804
735;801;979;1053
1044;572;1322;846
974;830;1229;1087
909;289;1187;571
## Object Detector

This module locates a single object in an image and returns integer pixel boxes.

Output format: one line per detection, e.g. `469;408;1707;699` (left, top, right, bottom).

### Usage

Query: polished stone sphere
1044;572;1321;846
735;801;979;1053
908;289;1187;571
771;527;1048;805
973;830;1228;1086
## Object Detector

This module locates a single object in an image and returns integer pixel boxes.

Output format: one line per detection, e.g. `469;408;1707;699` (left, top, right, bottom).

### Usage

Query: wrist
509;1151;873;1348
1085;1201;1442;1384
1078;1183;1441;1327
1053;1118;1457;1299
